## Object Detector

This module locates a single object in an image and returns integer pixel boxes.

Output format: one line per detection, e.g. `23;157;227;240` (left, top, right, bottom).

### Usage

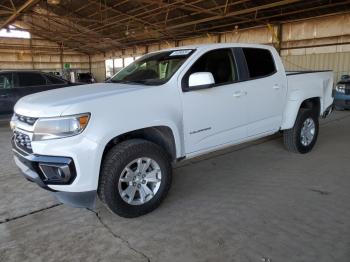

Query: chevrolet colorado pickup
10;44;334;218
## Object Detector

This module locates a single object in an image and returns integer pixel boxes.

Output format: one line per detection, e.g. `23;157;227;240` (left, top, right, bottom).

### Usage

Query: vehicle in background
11;43;334;218
334;74;350;110
0;70;81;118
48;72;62;77
77;72;96;84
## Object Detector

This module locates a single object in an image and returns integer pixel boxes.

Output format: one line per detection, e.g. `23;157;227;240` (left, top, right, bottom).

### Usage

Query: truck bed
286;70;334;115
286;70;332;76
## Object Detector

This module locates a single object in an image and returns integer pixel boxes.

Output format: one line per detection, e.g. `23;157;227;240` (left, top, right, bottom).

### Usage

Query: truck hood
14;83;147;117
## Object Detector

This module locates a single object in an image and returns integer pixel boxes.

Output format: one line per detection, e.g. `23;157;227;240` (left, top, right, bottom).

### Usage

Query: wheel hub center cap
118;157;162;206
300;117;316;146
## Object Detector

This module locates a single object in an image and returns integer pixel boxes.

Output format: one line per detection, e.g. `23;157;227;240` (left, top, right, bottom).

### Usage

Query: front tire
98;139;172;218
283;109;319;154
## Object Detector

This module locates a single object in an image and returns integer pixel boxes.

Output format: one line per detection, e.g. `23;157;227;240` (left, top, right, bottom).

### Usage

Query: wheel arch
101;126;178;164
281;96;321;130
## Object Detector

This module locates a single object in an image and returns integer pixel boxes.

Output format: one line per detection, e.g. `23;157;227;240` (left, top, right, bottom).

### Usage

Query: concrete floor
0;112;350;262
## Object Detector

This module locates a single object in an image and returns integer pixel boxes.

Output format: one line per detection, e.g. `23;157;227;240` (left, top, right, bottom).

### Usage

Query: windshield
110;49;194;85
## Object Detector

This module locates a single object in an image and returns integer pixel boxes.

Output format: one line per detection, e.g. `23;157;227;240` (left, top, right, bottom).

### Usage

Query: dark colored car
77;72;96;84
334;75;350;110
0;70;80;117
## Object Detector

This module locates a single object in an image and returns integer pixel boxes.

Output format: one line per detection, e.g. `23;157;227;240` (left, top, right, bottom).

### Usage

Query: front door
182;48;248;154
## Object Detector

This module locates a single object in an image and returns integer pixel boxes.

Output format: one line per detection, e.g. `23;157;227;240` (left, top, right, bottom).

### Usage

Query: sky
0;26;30;39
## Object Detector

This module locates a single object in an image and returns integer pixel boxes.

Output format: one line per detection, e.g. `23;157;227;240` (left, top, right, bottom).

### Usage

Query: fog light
39;163;72;184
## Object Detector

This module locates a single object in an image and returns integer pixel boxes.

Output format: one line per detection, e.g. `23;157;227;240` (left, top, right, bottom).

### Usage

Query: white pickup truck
11;43;334;217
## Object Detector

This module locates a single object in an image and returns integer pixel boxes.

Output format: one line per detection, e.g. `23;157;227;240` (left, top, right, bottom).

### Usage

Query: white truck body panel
12;43;334;195
281;71;334;129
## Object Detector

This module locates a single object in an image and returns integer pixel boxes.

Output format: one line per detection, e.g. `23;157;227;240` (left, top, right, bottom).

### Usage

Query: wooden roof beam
87;0;171;38
163;0;303;30
0;0;41;30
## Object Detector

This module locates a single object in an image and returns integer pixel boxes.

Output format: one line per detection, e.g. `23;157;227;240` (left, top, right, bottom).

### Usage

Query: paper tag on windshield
169;50;192;56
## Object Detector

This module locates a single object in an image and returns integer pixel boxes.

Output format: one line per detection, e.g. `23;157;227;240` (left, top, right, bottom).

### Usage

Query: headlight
10;115;16;130
335;84;346;93
32;113;90;141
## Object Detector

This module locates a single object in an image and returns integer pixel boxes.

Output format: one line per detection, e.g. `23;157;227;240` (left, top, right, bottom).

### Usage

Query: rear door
0;72;18;116
15;72;49;98
15;72;69;100
239;47;287;137
44;73;70;89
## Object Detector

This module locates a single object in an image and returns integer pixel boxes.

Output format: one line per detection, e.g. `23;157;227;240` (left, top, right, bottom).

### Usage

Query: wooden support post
112;58;115;74
29;37;34;69
122;49;125;67
60;44;64;72
217;34;222;43
276;23;283;55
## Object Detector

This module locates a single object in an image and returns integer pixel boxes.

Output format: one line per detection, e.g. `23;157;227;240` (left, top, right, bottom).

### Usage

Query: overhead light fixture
47;0;61;5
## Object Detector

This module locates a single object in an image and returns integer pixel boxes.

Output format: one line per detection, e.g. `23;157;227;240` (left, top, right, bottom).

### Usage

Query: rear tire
98;139;172;218
283;109;319;154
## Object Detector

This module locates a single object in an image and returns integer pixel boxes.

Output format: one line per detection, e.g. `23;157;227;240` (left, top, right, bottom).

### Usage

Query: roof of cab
0;70;47;73
150;43;275;54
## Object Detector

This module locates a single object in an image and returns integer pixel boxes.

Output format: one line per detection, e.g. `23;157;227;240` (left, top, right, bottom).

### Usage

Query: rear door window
0;73;13;89
242;48;276;78
18;72;47;87
45;74;66;84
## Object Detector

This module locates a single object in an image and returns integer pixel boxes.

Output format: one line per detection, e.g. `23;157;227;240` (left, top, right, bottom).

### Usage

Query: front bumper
13;147;96;208
334;92;350;109
334;98;350;109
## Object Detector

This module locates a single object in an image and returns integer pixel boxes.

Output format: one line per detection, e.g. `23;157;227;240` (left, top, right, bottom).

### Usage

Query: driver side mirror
188;72;215;90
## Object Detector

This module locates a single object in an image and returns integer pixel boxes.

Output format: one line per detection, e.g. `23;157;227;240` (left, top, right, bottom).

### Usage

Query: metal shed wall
92;13;350;82
0;37;90;74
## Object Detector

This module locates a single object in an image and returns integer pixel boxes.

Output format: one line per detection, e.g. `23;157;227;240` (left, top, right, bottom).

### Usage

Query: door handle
0;94;8;98
233;91;247;98
273;84;281;90
233;91;243;98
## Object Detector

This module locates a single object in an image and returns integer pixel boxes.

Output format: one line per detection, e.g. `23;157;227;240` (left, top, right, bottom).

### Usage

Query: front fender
84;120;182;192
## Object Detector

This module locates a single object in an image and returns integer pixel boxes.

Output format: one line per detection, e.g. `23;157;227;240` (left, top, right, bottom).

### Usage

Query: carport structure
1;1;350;262
1;0;350;82
1;0;350;54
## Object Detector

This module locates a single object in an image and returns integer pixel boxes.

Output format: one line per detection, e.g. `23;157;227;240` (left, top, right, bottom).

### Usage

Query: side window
187;49;237;86
45;74;66;84
0;73;13;89
18;72;46;87
242;48;276;78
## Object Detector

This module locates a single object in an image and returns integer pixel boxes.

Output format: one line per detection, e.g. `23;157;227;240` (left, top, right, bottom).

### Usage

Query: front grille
13;130;32;153
15;114;38;126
